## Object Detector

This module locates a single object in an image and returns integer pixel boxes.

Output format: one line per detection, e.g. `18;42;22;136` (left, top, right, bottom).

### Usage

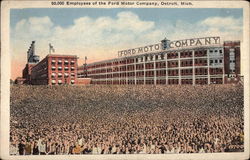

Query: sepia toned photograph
1;1;249;160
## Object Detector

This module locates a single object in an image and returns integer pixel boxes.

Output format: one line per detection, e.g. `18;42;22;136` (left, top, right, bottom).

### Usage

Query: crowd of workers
10;84;244;155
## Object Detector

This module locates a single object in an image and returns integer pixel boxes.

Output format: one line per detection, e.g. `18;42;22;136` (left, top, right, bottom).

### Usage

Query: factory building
17;41;80;85
17;36;241;85
30;55;78;85
78;37;241;85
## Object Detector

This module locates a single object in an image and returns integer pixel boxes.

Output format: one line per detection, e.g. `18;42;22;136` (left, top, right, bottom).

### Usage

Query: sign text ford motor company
118;37;220;57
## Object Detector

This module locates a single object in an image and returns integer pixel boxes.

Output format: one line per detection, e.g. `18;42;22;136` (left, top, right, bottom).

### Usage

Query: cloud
50;11;156;48
15;16;53;38
11;11;160;62
167;16;242;41
200;16;242;30
198;16;242;41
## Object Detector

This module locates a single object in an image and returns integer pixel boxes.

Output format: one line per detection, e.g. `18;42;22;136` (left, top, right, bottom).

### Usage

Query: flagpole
84;56;88;77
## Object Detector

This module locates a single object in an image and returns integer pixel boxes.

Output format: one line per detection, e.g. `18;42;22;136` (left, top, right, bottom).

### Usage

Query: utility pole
84;56;88;77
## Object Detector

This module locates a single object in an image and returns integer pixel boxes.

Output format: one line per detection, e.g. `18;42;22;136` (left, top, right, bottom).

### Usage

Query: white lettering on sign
118;44;161;57
118;37;220;57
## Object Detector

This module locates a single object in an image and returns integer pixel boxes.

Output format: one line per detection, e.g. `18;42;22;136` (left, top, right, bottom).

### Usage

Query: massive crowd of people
10;84;244;155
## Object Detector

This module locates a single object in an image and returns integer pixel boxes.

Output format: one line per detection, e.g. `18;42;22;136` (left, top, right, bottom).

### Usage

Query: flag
49;43;55;53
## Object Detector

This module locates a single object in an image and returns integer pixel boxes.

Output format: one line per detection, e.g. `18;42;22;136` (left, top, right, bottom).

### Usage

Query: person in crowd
24;141;32;155
39;141;47;155
32;141;39;155
10;141;18;155
18;141;25;155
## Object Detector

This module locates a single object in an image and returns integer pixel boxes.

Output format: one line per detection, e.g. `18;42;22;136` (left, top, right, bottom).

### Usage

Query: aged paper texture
1;0;249;160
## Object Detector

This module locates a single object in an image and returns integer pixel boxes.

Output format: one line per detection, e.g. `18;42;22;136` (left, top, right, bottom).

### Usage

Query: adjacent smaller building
31;54;78;85
14;77;26;85
77;78;92;85
223;41;241;83
22;63;36;84
20;41;40;84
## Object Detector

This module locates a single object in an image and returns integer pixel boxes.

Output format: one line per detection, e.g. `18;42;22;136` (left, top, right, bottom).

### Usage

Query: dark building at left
20;41;40;84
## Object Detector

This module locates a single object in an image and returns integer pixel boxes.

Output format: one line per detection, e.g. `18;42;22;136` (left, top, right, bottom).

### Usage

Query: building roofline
46;54;78;58
223;40;241;43
31;54;78;71
86;45;223;66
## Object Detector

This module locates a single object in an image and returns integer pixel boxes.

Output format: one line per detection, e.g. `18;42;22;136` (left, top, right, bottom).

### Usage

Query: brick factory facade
17;42;92;85
31;55;78;85
78;37;241;85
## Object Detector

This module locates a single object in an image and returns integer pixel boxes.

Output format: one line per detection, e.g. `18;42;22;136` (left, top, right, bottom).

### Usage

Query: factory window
51;73;56;78
65;67;69;71
58;80;62;85
58;60;62;64
64;60;69;64
52;66;56;70
215;60;218;63
150;56;153;61
71;67;75;70
136;64;144;70
219;59;223;63
51;80;56;85
51;60;56;64
58;73;62;77
71;60;75;64
220;50;223;53
64;73;69;77
210;50;213;53
58;66;62;70
161;54;164;60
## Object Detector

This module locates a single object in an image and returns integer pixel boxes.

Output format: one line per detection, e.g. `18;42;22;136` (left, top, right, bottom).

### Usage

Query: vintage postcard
1;0;249;160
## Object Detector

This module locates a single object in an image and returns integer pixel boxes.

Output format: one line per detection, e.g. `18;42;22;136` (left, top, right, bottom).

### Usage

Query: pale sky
10;8;243;79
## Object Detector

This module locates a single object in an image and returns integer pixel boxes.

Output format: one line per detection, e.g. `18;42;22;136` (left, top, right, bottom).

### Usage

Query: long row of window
89;68;223;79
51;72;75;78
51;66;75;71
51;79;75;85
87;58;224;74
88;49;223;69
91;78;223;85
88;63;223;74
51;59;75;65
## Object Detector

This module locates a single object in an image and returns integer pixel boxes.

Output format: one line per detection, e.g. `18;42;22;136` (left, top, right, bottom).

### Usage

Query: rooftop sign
118;36;220;57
